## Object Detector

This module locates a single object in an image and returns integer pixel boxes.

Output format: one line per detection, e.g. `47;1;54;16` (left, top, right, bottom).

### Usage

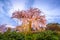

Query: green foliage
32;30;59;40
0;33;4;40
1;31;25;40
0;30;60;40
25;33;33;40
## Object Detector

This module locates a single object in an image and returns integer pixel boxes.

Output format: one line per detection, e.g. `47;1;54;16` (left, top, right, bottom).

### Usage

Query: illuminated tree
12;8;46;32
0;24;7;33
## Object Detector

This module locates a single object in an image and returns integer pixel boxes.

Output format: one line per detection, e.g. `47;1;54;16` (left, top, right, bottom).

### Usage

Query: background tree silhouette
46;23;60;31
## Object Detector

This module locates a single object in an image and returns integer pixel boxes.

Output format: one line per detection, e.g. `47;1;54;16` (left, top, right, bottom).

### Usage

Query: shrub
0;30;60;40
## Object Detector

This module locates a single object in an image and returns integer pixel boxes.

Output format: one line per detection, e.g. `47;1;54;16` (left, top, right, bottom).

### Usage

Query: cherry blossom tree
12;8;46;32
